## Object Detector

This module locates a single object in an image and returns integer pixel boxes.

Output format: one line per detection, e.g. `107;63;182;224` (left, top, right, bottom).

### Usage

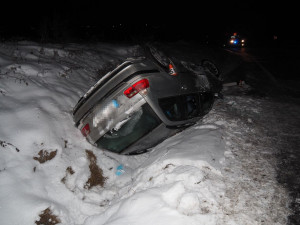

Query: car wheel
201;59;220;78
147;45;170;69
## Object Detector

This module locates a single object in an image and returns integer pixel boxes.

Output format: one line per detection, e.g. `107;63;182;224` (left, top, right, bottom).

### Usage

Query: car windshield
95;103;161;153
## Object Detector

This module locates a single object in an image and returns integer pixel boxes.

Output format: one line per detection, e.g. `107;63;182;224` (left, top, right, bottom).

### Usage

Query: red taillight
124;79;149;98
168;63;177;76
81;123;90;137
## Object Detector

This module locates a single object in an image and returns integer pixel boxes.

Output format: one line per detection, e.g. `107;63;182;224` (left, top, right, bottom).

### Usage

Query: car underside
72;44;222;155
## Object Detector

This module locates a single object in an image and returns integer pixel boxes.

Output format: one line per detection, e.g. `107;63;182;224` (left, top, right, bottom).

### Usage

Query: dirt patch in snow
84;150;107;189
66;166;75;175
0;140;20;152
35;208;60;225
33;150;57;163
61;166;75;184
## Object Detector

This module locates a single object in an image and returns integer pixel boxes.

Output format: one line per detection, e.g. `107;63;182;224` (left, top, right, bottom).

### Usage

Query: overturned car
72;44;222;155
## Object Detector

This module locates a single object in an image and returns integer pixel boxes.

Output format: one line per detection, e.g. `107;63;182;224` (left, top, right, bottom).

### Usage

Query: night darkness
1;2;300;225
0;1;298;46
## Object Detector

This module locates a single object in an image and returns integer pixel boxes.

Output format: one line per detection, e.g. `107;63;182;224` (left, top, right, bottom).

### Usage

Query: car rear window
159;93;214;121
95;103;161;153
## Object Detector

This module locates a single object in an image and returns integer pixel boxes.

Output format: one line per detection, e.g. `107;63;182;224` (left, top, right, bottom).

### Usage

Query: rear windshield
96;103;161;153
159;93;214;121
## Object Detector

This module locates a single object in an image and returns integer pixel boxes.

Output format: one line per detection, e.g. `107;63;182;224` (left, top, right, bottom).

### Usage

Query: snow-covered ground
0;41;294;225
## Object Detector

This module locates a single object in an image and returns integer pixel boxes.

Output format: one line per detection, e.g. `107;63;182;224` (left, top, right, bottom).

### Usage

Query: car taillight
168;63;177;76
124;79;149;98
81;123;90;137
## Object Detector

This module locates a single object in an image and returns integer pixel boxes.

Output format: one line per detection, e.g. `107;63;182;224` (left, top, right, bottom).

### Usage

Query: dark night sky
0;1;297;45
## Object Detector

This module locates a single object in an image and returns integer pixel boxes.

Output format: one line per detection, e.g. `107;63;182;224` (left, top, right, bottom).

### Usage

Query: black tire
201;59;220;78
149;46;170;68
143;43;170;70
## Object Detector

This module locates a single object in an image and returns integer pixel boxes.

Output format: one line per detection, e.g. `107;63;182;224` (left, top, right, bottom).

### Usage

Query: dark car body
72;44;222;155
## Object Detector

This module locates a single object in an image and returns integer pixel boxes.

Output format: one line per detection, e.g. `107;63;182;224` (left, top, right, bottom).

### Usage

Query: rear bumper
72;59;159;126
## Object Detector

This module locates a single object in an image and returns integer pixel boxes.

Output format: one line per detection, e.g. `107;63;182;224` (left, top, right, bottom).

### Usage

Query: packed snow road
223;46;300;225
0;41;297;225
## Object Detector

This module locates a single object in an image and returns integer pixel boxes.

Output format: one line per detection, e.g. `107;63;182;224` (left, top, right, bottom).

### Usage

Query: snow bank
85;124;226;225
0;41;290;225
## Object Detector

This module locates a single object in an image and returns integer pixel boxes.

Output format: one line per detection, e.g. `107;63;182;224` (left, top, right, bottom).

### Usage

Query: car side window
159;93;214;121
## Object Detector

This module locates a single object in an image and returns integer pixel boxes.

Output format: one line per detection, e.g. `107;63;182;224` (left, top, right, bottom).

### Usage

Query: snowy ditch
0;41;291;225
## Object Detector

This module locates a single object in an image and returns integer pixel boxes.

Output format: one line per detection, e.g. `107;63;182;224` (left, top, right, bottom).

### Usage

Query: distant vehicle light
230;39;234;44
241;39;245;43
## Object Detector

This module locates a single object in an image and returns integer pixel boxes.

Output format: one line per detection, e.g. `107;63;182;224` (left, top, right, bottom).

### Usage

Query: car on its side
72;44;222;155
